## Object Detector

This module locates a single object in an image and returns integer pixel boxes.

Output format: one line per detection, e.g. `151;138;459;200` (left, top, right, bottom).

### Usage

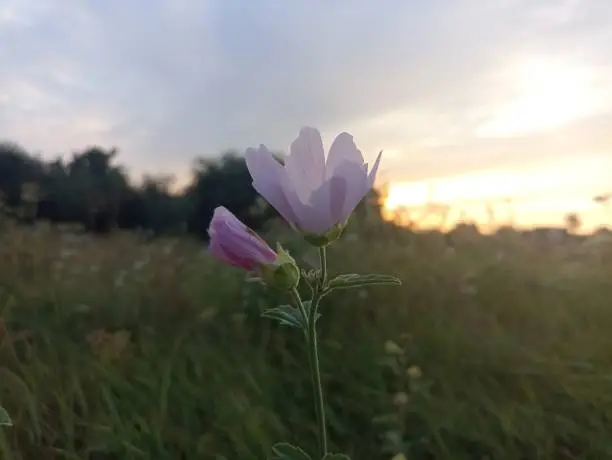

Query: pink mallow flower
208;206;277;272
245;127;382;236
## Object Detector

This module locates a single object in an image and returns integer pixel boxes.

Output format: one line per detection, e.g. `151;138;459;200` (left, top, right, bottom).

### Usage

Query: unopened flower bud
260;244;300;291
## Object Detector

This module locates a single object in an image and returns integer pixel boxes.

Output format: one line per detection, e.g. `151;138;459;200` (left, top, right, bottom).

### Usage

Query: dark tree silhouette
185;152;271;239
0;140;387;238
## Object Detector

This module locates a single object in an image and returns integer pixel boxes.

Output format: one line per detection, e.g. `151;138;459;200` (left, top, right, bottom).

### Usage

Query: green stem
307;297;327;457
310;247;329;456
319;246;328;287
290;248;330;458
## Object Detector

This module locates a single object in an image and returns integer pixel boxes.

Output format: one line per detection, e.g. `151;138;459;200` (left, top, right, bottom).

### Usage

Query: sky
1;0;612;231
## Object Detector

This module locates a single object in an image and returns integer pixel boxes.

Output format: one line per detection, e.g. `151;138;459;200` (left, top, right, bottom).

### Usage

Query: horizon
2;0;611;231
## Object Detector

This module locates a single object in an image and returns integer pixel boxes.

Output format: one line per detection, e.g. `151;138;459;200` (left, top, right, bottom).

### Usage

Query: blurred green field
0;215;612;460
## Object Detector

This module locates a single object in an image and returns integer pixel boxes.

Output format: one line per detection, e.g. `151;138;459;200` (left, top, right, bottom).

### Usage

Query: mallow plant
209;127;401;460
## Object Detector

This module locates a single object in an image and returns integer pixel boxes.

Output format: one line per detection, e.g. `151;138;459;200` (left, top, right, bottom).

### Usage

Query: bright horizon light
377;55;612;233
383;156;611;233
477;56;610;137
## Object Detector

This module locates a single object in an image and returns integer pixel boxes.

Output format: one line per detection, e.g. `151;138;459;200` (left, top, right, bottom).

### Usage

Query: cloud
1;0;611;183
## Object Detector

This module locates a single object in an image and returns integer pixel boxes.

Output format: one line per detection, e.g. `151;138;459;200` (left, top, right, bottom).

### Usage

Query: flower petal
325;132;365;180
278;172;311;230
286;127;326;201
302;178;336;234
328;175;348;225
210;236;255;271
210;206;243;234
245;145;300;227
331;160;369;223
208;206;277;271
368;151;383;187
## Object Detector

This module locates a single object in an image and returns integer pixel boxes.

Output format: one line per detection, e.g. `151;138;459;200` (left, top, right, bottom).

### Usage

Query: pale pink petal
302;178;336;234
325;132;365;180
209;235;255;271
211;206;244;234
277;166;328;233
207;206;276;271
330;160;369;223
208;232;230;262
286;127;326;201
328;175;347;225
245;145;300;227
367;151;383;187
278;172;310;230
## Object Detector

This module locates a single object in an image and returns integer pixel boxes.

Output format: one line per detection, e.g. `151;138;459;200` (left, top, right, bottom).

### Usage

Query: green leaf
302;300;322;323
261;306;305;328
0;406;12;427
271;442;312;460
327;273;401;292
322;454;351;460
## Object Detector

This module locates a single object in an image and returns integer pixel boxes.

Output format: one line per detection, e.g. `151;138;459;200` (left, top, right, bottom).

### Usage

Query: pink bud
208;207;277;272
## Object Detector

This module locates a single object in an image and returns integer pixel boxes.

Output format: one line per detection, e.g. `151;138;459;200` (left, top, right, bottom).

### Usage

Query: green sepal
303;223;345;247
260;244;301;291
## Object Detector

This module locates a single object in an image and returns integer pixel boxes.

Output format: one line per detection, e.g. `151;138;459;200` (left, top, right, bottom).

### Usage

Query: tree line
0;141;383;238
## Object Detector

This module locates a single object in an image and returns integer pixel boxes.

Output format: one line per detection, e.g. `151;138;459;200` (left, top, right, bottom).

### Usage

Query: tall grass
0;217;611;459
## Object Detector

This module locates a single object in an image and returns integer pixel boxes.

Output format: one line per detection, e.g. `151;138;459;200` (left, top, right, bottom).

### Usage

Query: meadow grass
0;218;611;459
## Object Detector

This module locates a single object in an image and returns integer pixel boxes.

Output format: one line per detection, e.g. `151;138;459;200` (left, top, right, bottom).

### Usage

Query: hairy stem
290;247;330;458
307;300;327;457
319;246;328;287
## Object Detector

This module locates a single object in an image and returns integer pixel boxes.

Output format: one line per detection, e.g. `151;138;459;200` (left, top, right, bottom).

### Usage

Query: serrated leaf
327;273;401;292
261;305;305;328
0;406;12;426
271;442;312;460
322;454;351;460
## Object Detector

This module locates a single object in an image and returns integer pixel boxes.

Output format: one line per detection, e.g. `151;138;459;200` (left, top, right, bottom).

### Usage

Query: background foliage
0;140;611;459
0;141;283;237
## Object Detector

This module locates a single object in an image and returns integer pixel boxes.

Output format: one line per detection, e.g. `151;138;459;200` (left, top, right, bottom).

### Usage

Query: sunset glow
478;57;609;137
375;54;612;233
383;154;611;232
3;1;612;234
